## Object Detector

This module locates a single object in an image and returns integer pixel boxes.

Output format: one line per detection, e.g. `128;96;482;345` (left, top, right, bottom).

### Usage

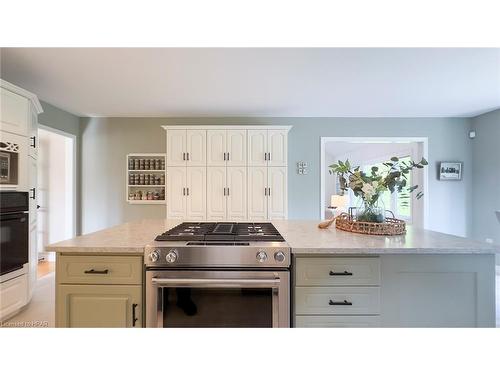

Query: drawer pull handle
329;299;353;306
132;303;139;327
329;270;353;276
84;269;109;274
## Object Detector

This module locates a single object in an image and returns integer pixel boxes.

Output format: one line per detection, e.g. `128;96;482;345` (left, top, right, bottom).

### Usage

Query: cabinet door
247;167;268;221
166;129;186;166
267;129;287;166
0;88;29;136
268;167;287;219
206;130;226;166
29;156;37;225
227;129;247;166
206;166;227;221
0;274;28;320
28;108;38;159
247;130;267;166
28;223;37;299
186;166;206;220
186;129;206;166
227;166;247;221
166;167;186;219
57;284;142;328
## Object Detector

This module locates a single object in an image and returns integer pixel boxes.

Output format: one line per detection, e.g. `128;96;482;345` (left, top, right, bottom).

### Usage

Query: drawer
295;257;380;286
295;286;380;315
57;255;142;285
295;315;380;328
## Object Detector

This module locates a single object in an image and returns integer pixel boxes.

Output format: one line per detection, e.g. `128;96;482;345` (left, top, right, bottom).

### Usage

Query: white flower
362;183;375;200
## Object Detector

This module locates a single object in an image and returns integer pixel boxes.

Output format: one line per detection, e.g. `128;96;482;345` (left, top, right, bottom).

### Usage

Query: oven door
146;270;290;328
0;212;29;276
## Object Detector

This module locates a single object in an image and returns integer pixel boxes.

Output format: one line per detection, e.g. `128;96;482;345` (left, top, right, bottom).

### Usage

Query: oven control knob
165;249;178;263
149;250;160;263
256;250;268;263
274;251;286;263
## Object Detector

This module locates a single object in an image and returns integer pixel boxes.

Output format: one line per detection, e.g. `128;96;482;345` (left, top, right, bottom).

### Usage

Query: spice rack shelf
126;153;166;204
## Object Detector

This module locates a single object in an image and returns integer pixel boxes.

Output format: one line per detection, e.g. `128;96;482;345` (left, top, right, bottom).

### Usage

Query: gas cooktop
155;222;285;242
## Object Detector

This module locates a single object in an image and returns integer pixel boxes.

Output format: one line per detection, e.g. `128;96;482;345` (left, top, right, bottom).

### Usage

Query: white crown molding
1;79;44;114
161;125;292;131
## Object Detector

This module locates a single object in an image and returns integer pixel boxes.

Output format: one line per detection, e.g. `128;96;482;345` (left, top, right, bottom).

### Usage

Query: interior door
247;130;267;166
186;130;206;166
166;129;186;167
206;166;227;221
247;167;268;221
206;130;226;166
267;129;287;166
227;129;247;166
166;167;187;219
186;166;206;220
268;167;287;220
227;166;247;221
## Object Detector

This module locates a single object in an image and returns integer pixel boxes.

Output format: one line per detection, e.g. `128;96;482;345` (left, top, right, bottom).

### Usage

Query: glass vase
356;201;386;223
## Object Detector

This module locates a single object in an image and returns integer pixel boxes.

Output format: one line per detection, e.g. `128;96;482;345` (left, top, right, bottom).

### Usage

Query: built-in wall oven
0;191;29;277
145;222;291;328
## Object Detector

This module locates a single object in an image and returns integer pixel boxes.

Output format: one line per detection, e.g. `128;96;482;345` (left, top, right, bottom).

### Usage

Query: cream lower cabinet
248;166;287;220
206;166;247;220
167;166;206;220
56;254;143;328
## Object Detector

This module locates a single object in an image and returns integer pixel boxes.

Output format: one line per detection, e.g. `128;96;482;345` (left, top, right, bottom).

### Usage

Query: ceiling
1;48;499;117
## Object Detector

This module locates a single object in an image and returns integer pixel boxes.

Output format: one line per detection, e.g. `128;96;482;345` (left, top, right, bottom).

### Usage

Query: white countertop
45;219;500;255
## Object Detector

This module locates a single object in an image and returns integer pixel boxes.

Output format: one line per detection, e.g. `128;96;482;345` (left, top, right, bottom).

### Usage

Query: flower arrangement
329;156;428;223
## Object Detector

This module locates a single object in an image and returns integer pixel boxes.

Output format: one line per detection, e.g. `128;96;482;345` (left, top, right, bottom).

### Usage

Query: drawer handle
84;269;109;274
329;299;353;306
132;303;139;327
329;270;353;276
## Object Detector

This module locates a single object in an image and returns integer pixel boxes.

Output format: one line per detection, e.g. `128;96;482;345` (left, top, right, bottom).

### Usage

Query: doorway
320;137;429;228
37;126;76;262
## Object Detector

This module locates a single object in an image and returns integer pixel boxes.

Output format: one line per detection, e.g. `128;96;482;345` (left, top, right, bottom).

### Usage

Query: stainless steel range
145;222;290;328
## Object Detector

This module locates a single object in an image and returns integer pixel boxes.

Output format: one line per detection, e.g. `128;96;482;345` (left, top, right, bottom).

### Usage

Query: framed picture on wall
439;162;463;180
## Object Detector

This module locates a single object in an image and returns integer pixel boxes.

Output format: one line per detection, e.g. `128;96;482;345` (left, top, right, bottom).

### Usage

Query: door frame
320;136;429;228
38;124;77;238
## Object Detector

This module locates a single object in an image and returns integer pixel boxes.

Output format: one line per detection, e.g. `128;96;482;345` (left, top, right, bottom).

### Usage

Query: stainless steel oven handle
151;277;280;288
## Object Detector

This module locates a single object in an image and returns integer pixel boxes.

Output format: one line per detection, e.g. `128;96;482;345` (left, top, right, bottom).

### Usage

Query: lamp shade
330;194;348;208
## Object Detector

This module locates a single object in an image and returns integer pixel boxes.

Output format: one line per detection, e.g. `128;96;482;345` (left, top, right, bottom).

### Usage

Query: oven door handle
151;277;281;288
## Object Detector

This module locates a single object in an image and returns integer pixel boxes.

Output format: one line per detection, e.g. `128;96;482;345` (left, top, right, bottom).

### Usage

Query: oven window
162;287;273;328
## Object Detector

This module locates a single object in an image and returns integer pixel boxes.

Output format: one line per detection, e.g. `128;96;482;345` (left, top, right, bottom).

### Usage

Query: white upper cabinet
206;130;226;166
268;167;288;220
166;167;187;218
247;167;268;221
0;88;29;136
166;129;186;167
267;129;287;167
29;108;38;159
226;129;246;166
206;166;227;221
186;166;206;220
247;130;268;166
226;166;247;221
186;130;206;166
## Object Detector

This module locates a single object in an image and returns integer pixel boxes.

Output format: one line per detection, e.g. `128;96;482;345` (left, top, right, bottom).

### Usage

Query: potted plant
329;156;428;223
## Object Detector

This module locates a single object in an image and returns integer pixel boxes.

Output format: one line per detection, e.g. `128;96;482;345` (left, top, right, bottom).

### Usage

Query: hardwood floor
37;260;55;279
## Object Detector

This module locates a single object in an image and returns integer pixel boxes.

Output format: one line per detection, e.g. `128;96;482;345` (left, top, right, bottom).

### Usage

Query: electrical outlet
296;161;308;175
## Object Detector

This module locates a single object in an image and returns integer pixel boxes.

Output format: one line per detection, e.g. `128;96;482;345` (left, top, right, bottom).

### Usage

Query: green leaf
420;157;428;166
390;157;399;162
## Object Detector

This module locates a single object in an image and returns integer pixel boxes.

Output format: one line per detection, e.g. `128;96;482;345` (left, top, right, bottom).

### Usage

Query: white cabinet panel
186;166;206;220
267;129;287;166
206;166;226;221
247;130;267;166
206;130;226;166
227;166;247;221
29;109;38;159
28;223;37;299
247;167;268;221
0;88;29;136
166;129;186;167
166;167;186;218
29;156;37;225
0;274;28;320
268;167;287;220
295;315;381;328
186;130;206;166
227;129;246;166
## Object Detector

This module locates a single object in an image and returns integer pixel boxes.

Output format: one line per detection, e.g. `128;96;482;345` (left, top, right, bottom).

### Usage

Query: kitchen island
47;219;500;328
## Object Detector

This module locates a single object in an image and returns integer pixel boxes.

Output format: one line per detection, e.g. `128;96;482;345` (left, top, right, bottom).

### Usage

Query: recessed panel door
247;130;267;166
186;130;206;166
268;167;287;220
247;167;267;221
227;166;247;221
206;130;226;166
227;129;247;166
186;166;206;220
166;167;186;219
206;166;227;221
166;130;186;167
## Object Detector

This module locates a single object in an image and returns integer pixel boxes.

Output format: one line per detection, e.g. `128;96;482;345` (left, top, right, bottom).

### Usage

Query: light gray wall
471;109;500;245
38;100;82;235
80;117;472;237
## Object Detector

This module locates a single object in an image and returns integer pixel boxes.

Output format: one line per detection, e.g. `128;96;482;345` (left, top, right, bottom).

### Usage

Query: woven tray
335;213;406;236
